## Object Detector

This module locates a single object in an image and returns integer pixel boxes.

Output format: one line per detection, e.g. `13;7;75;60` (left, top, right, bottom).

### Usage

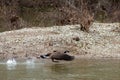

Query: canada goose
40;50;74;62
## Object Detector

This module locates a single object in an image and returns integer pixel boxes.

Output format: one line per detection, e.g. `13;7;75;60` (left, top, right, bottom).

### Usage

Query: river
0;59;120;80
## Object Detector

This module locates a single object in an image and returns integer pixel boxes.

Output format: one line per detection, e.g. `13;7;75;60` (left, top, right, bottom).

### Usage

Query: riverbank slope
0;23;120;59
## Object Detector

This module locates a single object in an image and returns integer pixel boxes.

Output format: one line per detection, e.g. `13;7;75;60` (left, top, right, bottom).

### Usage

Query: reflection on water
0;59;120;80
6;64;16;70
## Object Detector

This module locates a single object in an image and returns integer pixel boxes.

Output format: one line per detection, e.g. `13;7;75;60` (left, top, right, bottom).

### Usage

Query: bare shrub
1;0;119;32
0;0;28;31
79;9;94;32
56;0;94;32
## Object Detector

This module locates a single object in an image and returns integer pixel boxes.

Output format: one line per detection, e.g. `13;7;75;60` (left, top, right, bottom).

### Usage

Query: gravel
0;23;120;59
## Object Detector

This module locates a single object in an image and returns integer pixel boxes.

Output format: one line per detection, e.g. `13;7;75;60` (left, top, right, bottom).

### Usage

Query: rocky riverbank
0;23;120;60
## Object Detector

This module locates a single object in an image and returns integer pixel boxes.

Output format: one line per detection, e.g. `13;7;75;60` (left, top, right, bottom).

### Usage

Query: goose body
40;50;74;62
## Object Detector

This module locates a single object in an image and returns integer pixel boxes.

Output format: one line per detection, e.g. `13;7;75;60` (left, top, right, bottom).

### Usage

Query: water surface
0;59;120;80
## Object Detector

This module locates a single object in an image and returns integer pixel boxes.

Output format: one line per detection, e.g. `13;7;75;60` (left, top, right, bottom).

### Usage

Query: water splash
26;58;35;69
6;58;17;70
6;58;17;65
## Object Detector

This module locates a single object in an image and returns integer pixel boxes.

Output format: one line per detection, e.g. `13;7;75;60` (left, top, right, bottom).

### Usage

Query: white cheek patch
42;55;50;59
43;55;47;58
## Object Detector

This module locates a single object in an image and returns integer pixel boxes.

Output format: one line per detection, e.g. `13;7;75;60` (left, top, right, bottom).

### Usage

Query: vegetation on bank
0;0;120;32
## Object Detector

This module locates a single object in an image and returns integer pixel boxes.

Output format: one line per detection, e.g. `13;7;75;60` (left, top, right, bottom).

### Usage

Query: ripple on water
0;59;119;80
6;64;16;70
